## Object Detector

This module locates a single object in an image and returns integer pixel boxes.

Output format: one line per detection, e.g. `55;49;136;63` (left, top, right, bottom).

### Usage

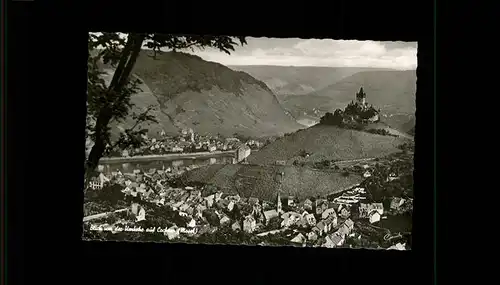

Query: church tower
276;171;284;214
277;191;283;214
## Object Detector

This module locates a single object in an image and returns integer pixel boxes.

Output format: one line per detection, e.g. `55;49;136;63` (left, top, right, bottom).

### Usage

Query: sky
91;33;417;70
186;37;418;70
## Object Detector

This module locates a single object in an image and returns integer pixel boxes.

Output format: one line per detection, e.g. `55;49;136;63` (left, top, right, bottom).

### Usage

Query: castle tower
356;87;367;106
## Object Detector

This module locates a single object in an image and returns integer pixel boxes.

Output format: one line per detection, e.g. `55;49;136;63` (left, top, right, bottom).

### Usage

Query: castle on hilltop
347;87;380;123
321;87;380;126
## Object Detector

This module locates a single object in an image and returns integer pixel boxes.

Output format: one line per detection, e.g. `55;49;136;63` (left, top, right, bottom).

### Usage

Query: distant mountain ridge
311;70;417;114
96;51;304;138
228;65;394;96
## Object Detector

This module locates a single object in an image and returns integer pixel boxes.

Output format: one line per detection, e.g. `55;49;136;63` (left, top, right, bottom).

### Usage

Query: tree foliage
320;109;344;126
86;33;247;177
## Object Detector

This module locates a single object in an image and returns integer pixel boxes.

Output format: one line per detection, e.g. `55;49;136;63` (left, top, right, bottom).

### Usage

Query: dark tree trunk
85;33;146;178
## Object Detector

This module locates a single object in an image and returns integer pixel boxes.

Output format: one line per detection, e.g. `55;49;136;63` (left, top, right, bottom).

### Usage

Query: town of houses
105;128;262;158
84;159;412;250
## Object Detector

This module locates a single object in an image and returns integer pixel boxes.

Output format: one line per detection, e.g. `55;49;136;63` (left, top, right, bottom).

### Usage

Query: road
99;150;237;164
334;157;376;164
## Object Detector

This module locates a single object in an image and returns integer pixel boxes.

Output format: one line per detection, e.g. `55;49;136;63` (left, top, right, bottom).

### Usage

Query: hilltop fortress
347;87;380;124
320;87;380;127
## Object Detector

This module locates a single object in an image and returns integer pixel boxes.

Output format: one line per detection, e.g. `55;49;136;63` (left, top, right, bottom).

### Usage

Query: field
181;164;363;201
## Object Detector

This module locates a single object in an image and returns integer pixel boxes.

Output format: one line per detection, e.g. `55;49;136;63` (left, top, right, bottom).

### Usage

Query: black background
5;0;442;284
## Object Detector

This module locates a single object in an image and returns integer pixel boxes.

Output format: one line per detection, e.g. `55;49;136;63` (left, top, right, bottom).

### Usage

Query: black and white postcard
83;33;416;250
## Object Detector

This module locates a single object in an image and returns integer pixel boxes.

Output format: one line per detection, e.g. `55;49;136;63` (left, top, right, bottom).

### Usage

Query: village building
248;197;259;206
275;160;286;166
328;202;341;212
387;243;406;250
187;218;197;228
231;221;242;232
280;212;301;228
131;203;140;215
291;233;306;244
307;231;318;241
227;194;241;203
253;209;265;224
194;204;206;218
256;222;264;230
185;206;195;216
296;216;309;228
390;197;406;210
372;203;384;215
344;218;354;231
303;199;313;211
236;144;252;163
369;211;381;224
336;225;349;238
316;221;329;235
358;203;370;218
225;137;240;143
117;148;131;158
324;233;344;248
215;192;223;202
359;203;383;218
263;209;279;225
172;146;184;153
321;208;337;220
220;215;231;226
227;201;235;212
89;177;103;190
144;189;156;199
305;213;317;226
363;171;372;178
281;195;296;207
204;194;215;207
136;207;146;222
216;199;230;211
340;207;351;219
324;215;338;229
387;173;399;182
243;215;257;233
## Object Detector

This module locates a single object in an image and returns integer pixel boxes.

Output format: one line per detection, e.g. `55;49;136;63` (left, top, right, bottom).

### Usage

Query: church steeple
276;171;284;214
277;191;283;214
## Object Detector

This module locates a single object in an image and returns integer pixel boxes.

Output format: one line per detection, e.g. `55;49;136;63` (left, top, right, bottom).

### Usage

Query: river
100;154;235;175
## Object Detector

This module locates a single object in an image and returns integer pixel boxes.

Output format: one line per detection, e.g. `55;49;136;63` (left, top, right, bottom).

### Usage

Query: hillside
181;164;363;201
99;69;179;137
246;124;409;165
228;66;393;96
311;70;417;114
381;113;416;132
97;51;303;138
279;94;344;121
400;116;416;133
